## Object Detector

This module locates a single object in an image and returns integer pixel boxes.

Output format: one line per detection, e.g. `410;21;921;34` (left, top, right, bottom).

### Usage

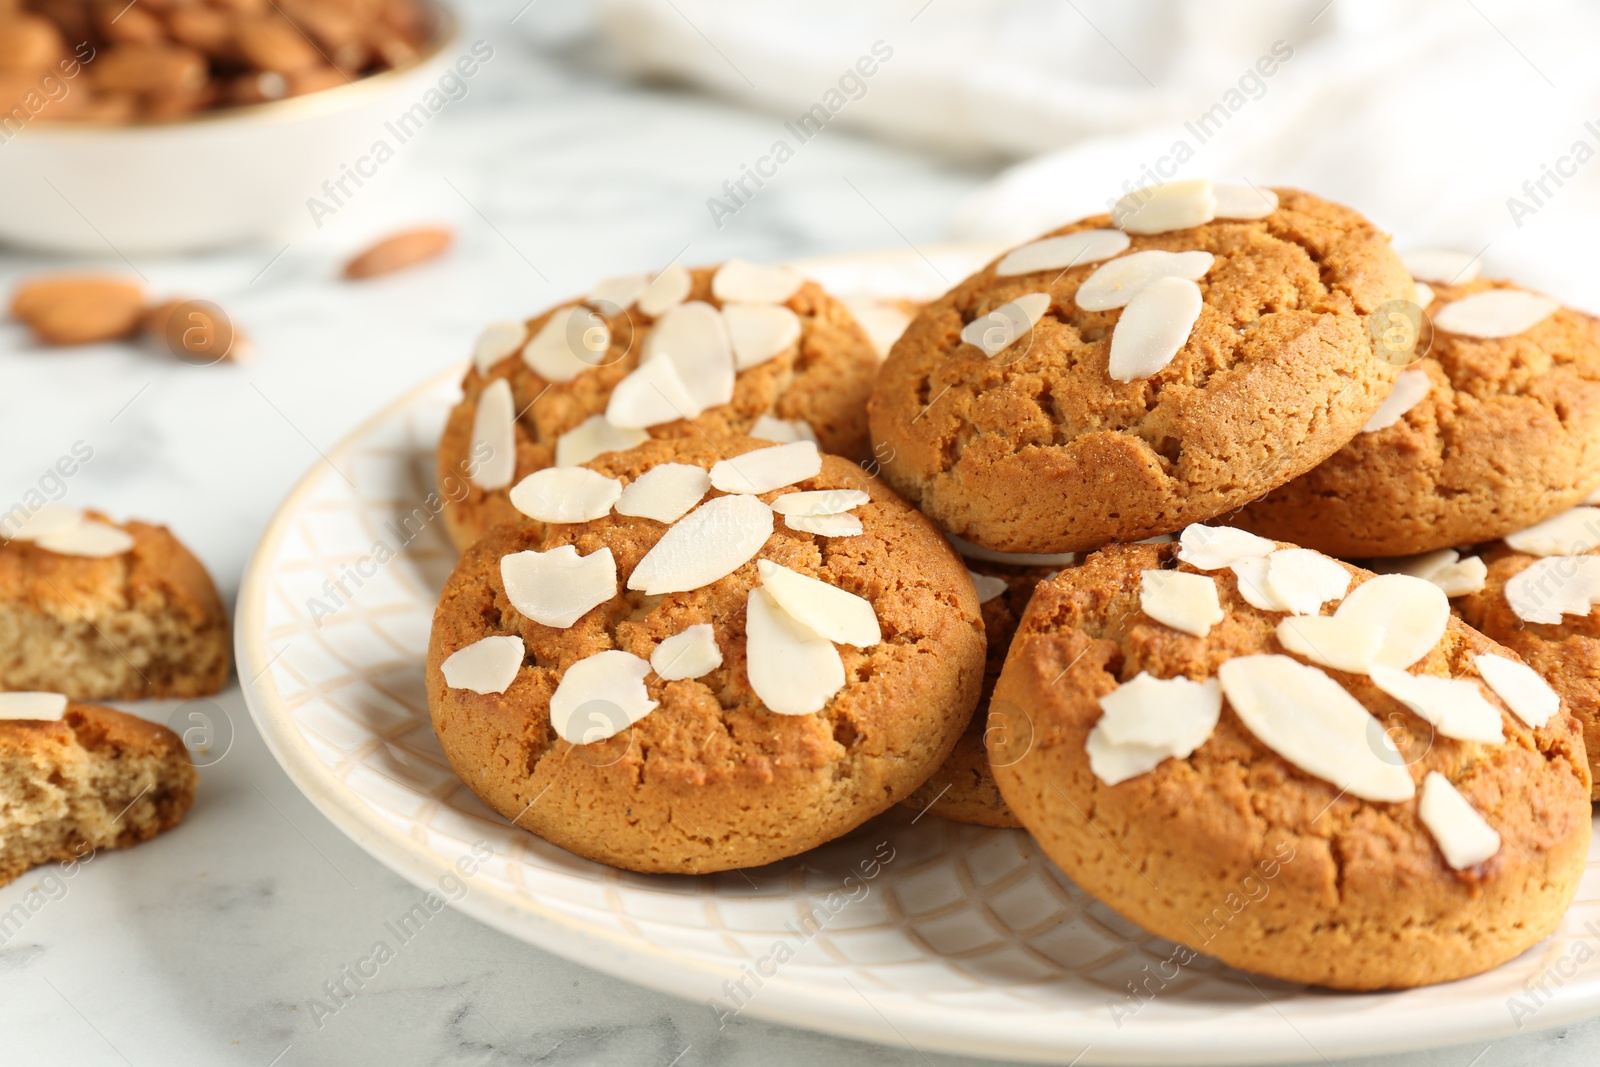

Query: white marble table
0;2;1596;1064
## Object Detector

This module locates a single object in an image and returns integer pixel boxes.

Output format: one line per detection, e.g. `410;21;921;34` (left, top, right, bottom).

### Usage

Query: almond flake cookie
867;184;1412;554
1235;277;1600;557
0;695;198;887
0;507;230;700
1451;504;1600;798
437;261;880;550
427;436;985;874
989;530;1590;990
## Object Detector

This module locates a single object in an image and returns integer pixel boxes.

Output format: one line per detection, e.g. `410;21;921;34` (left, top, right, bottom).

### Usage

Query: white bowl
0;5;462;256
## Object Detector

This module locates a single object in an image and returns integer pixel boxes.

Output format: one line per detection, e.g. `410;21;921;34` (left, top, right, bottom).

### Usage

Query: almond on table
10;275;145;346
343;226;455;279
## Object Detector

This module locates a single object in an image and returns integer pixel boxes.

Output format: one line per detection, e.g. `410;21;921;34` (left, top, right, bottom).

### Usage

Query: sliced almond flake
1112;180;1217;235
605;352;704;429
501;545;617;628
1333;574;1449;668
1218;654;1416;802
3;503;83;542
1264;548;1351;616
1134;533;1175;544
614;463;710;523
758;559;880;647
1586;484;1600;505
1503;556;1600;624
1377;548;1487;597
548;650;657;744
960;292;1051;359
1414;281;1435;309
1434;289;1559;339
1212;183;1278;219
588;272;650;311
712;259;803;305
770;488;868;516
725;303;802;370
1276;616;1385;674
470;378;517;490
627;494;773;595
995;229;1130;277
745;587;845;715
522;306;610;382
1177;524;1276;570
843;295;914;357
748;414;817;444
642;301;735;410
970;571;1008;604
1229;556;1288;612
1087;673;1222;786
553;415;648;468
709;441;821;495
1503;506;1600;556
36;519;136;559
784;513;863;537
440;635;525;695
0;692;68;721
1139;570;1224;637
1474;653;1559;728
1362;368;1431;432
651;623;722;681
1076;250;1214;312
947;534;1077;568
1368;664;1504;744
1402;249;1481;285
1107;276;1202;381
636;262;692;317
472;320;525;375
508;467;623;524
1419;772;1500;869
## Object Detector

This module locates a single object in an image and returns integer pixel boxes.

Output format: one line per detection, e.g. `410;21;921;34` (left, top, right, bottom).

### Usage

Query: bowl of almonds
0;0;463;253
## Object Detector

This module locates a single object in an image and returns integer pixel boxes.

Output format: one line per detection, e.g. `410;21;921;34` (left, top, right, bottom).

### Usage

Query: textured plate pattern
238;250;1600;1066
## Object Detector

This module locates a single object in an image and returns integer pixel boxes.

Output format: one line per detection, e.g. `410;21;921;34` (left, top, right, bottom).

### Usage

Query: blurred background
3;0;1600;1063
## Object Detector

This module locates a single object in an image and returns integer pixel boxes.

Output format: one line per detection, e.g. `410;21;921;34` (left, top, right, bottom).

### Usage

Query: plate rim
235;248;1600;1066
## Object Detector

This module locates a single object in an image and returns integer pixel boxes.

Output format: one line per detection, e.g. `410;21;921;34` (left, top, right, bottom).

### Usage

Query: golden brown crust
990;542;1591;990
866;189;1411;554
427;437;985;874
1235;279;1600;556
0;515;231;700
903;559;1059;828
0;703;198;887
1456;541;1600;799
438;269;880;550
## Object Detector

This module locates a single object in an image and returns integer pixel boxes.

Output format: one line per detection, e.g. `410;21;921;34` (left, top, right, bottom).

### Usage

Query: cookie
989;532;1591;989
1452;513;1600;799
437;262;880;550
867;184;1411;554
1234;278;1600;557
0;697;198;887
902;554;1063;828
0;508;231;700
427;436;985;874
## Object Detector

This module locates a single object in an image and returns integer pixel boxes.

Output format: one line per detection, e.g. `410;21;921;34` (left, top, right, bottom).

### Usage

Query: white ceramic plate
237;247;1600;1065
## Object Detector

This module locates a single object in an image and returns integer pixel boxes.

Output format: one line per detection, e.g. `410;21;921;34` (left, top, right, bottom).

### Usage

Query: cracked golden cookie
867;183;1412;554
1447;506;1600;799
427;436;985;874
989;528;1591;990
1;695;198;887
437;261;879;550
1234;277;1600;557
0;507;231;700
903;551;1069;828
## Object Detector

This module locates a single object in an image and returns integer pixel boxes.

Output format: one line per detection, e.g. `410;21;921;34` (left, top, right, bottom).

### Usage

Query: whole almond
94;43;208;94
144;298;250;363
167;7;235;56
236;16;321;73
0;14;65;72
344;227;454;280
97;2;166;45
11;276;146;346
